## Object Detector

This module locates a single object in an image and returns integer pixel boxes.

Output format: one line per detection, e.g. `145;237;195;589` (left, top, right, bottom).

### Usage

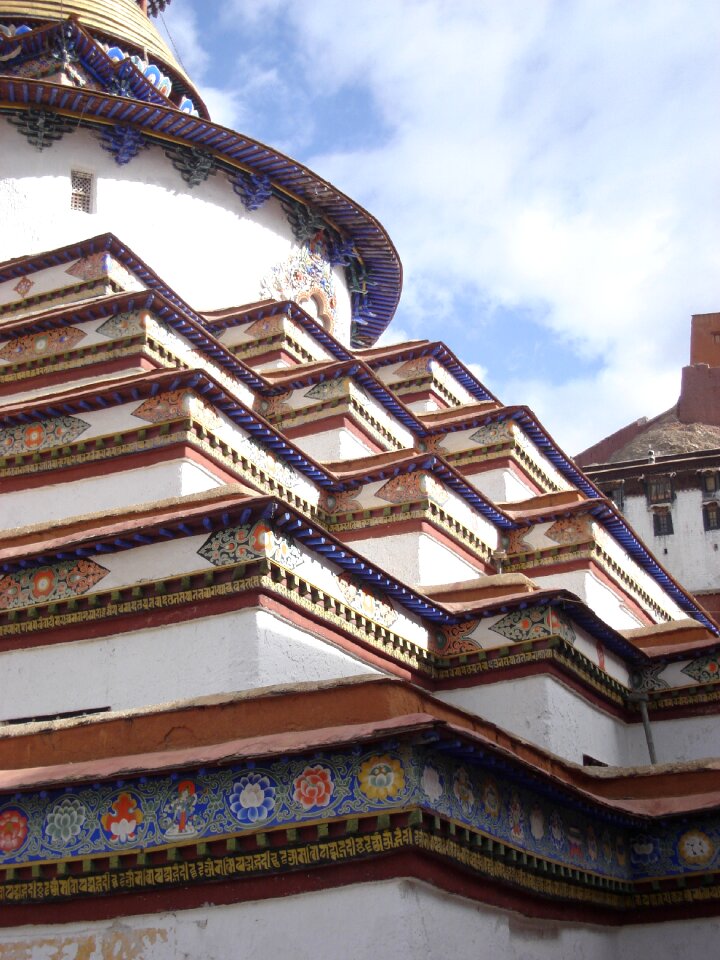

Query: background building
1;3;720;958
578;313;720;620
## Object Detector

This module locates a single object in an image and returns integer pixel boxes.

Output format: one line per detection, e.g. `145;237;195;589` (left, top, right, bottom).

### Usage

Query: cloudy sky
160;1;719;456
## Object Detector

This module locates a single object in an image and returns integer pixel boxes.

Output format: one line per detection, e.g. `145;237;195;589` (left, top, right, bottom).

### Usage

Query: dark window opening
647;477;673;504
653;509;674;536
704;501;720;531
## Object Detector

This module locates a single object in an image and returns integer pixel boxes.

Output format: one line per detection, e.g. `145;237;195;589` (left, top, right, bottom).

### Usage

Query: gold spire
0;0;188;82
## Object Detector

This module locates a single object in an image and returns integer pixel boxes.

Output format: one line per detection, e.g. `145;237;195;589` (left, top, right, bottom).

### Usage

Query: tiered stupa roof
1;1;720;952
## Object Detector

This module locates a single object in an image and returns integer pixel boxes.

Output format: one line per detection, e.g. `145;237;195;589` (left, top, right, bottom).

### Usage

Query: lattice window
604;483;625;511
702;472;719;497
70;170;93;213
647;476;673;504
704;501;720;531
653;508;674;536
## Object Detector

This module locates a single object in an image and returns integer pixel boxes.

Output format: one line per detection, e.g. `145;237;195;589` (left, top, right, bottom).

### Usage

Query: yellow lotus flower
358;755;405;801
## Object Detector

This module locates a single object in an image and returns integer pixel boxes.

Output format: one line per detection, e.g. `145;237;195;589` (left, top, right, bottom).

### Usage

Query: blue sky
159;1;720;455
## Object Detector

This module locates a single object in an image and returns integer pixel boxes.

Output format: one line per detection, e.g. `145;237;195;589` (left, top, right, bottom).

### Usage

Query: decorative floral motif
132;390;195;423
395;356;433;379
101;793;143;844
681;655;720;684
319;490;363;515
96;311;147;339
0;414;90;456
630;664;669;693
238;437;299;489
376;471;448;507
0;326;85;362
246;316;286;339
469;422;514;447
489;604;576;646
358;755;405;801
259;246;337;331
546;515;594;545
45;797;86;846
0;809;28;853
678;829;715;866
199;521;303;570
257;391;293;419
630;834;660;866
0;558;108;610
229;773;276;825
293;766;334;810
415;435;447;455
336;572;398;626
304;378;347;402
421;765;443;802
66;253;112;282
505;529;534;554
453;768;475;813
12;276;33;298
432;621;480;656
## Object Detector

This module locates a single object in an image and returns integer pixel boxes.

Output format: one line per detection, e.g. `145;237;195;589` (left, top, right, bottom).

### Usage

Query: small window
653;509;674;536
647;477;673;504
70;170;93;213
605;484;624;511
704;502;720;531
703;472;719;496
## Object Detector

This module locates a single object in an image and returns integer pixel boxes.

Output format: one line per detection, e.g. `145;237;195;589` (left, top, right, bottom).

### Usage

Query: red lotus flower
293;765;334;810
31;568;56;599
0;809;28;852
23;424;45;449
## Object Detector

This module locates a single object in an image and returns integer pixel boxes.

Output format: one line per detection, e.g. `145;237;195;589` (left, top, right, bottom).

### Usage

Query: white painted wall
438;675;633;766
623;489;720;594
533;570;645;630
463;464;537;503
0;460;223;531
0;878;716;960
0;608;379;720
439;673;720;765
349;530;482;588
0;129;353;344
290;425;378;461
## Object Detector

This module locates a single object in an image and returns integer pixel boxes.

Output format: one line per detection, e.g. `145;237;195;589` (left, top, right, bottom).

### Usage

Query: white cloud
170;0;720;452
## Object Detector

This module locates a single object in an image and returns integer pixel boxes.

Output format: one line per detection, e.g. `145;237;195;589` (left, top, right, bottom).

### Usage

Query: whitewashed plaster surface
439;674;720;765
0;524;431;650
0;459;223;531
349;530;482;588
532;570;646;631
0;130;353;342
622;489;720;594
0;608;379;719
0;365;148;407
593;523;685;621
439;676;634;766
290;425;377;461
0;878;716;960
464;463;538;503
